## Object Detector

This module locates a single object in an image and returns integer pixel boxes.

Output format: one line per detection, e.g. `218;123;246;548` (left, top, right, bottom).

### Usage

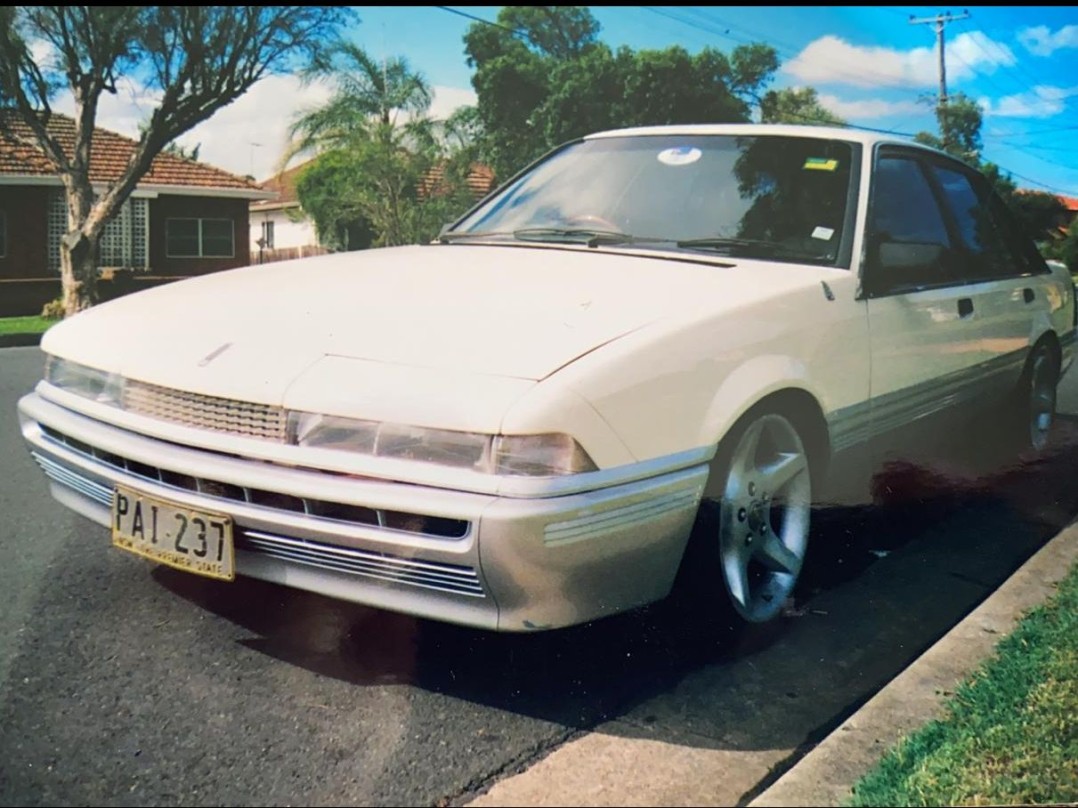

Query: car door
861;147;990;459
924;159;1050;398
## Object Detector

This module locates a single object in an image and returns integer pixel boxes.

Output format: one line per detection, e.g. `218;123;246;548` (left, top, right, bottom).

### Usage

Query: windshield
449;134;858;266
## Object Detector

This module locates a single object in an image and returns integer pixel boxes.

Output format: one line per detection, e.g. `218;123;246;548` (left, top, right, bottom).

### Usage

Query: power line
433;6;533;42
909;10;970;109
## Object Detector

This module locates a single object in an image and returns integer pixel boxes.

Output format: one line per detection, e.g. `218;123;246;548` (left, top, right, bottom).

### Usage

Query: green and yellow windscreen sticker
803;157;839;171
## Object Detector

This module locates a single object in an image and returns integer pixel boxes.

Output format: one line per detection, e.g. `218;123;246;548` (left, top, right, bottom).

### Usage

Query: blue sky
338;6;1078;197
78;6;1078;195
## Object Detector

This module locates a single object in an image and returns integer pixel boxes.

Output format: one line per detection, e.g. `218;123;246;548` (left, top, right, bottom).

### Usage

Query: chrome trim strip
36;383;715;499
544;487;701;546
827;348;1027;449
32;452;112;507
240;531;485;597
870;351;1023;436
827;400;872;454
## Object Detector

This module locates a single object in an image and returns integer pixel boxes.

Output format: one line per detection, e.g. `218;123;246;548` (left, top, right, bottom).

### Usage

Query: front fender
697;354;824;450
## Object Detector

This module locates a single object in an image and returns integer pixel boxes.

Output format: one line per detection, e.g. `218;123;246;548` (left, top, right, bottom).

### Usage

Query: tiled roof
252;161;311;209
0;110;260;192
1057;194;1078;213
419;162;496;199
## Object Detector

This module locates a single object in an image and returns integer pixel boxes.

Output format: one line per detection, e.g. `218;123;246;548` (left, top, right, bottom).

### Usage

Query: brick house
0;112;271;316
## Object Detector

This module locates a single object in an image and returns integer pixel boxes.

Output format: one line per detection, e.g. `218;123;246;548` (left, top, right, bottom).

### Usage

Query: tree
760;87;846;126
914;92;983;163
0;6;349;316
915;94;1065;246
287;42;432;158
1056;218;1078;273
290;44;475;248
464;6;779;180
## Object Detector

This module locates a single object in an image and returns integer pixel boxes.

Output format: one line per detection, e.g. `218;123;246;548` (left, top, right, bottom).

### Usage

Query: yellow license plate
111;486;235;581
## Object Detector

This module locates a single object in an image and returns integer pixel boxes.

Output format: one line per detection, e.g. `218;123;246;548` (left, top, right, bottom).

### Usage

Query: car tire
674;408;814;633
1013;341;1059;455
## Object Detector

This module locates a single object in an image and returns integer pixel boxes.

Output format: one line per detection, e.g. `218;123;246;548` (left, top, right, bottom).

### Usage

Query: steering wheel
565;213;620;232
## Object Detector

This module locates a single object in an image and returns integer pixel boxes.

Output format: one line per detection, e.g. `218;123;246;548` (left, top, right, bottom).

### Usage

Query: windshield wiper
512;227;676;249
675;237;833;263
436;230;518;243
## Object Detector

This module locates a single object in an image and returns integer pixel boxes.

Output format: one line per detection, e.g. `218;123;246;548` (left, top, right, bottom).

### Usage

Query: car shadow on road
153;416;1078;749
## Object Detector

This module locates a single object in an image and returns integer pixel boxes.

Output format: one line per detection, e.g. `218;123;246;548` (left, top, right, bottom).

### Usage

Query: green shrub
41;297;65;320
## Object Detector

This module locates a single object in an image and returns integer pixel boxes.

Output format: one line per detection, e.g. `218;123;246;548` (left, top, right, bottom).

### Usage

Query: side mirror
878;241;945;273
868;239;948;293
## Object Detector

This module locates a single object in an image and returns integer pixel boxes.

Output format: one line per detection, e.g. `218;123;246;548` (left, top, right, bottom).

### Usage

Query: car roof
584;122;940;154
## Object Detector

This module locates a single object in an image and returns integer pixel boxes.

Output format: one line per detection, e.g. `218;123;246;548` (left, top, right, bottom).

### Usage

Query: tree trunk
60;232;99;317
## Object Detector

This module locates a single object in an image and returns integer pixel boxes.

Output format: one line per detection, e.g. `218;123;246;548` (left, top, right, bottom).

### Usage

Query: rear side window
929;165;1027;280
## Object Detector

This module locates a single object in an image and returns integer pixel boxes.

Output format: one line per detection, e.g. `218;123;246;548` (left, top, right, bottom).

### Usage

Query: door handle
958;298;974;318
1023;287;1035;303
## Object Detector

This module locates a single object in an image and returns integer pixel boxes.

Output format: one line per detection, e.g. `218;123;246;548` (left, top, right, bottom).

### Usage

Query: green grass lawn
0;316;56;336
848;561;1078;806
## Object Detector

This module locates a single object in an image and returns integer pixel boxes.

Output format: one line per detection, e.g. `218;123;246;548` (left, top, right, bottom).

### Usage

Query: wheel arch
702;386;831;501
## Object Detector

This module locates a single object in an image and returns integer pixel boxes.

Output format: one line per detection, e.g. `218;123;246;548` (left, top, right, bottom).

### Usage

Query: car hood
42;244;827;404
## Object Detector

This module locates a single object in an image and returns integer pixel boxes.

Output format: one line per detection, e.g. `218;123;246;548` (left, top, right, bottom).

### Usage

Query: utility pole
909;10;970;110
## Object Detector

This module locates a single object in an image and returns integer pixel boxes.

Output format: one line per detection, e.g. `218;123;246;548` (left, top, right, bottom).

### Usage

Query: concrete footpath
466;521;1078;807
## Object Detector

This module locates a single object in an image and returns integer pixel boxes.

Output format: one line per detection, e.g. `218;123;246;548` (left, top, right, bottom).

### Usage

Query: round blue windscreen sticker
657;146;702;166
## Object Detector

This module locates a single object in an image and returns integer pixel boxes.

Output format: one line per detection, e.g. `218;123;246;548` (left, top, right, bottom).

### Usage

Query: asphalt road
3;345;1078;807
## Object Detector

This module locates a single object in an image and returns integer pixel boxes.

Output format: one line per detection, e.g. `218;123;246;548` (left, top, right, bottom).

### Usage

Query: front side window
865;154;954;293
166;218;234;258
450;134;858;266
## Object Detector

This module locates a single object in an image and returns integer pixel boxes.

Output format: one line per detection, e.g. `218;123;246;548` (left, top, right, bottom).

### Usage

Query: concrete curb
0;333;44;348
749;520;1078;807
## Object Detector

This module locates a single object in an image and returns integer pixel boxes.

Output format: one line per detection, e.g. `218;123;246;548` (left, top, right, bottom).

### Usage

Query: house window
260;220;274;249
47;192;149;271
166;218;234;258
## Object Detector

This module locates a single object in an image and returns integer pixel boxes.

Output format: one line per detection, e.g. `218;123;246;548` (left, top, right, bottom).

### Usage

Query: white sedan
18;124;1076;631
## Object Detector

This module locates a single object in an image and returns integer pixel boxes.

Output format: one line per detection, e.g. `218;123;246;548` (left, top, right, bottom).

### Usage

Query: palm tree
288;42;433;157
283;42;473;249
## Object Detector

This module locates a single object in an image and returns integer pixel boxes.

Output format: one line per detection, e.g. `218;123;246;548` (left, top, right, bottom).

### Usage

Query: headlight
291;412;596;476
492;433;597;476
44;356;123;407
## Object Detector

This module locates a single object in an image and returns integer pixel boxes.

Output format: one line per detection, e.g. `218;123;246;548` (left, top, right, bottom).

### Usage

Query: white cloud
174;74;333;180
53;75;163;142
29;39;58;69
1018;25;1078;57
428;85;477;122
785;32;1016;89
981;85;1078;118
816;93;923;119
46;75;478;182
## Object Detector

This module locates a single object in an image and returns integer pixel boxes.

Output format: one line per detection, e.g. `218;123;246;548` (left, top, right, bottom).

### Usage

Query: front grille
30;452;483;598
123;379;289;442
38;424;470;540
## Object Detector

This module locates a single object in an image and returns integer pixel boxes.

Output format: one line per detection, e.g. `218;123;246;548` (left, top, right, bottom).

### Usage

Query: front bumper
19;392;708;631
